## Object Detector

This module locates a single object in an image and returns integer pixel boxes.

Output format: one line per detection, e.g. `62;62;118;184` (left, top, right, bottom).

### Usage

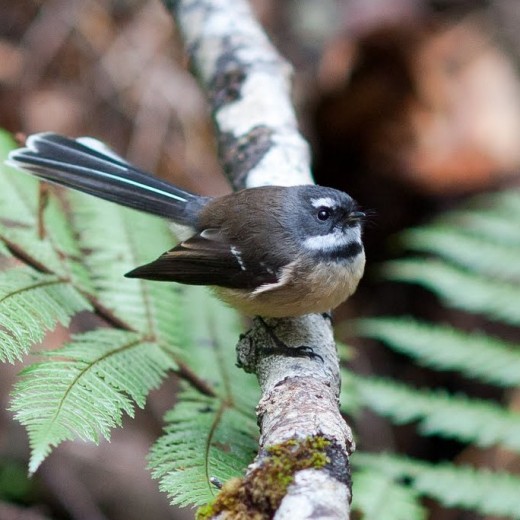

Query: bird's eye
317;207;331;221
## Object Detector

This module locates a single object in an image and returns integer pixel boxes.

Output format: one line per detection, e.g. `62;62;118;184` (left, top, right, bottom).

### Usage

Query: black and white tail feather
6;132;206;226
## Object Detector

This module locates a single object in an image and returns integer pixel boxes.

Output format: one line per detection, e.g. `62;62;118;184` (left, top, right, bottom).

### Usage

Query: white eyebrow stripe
310;197;337;208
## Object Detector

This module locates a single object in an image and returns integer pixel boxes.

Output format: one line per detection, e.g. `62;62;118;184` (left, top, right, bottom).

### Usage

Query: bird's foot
257;317;324;363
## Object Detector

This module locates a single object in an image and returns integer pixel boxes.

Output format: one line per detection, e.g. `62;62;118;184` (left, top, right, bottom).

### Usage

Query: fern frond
352;469;426;520
41;195;96;293
0;131;38;227
401;226;520;282
383;259;520;325
1;132;93;292
149;289;259;506
0;223;93;294
436;189;520;244
0;224;64;276
70;192;184;348
150;388;258;506
1;137;201;472
441;209;520;246
0;240;9;257
10;328;176;474
347;188;520;517
0;267;90;363
356;318;520;387
354;452;520;519
340;368;362;416
349;375;520;452
182;286;261;415
487;189;520;217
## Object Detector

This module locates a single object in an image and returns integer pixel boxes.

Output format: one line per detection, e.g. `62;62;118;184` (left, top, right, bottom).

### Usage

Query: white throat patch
303;227;361;251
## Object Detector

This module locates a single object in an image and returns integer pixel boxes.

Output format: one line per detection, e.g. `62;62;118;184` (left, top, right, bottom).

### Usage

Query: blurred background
1;0;520;518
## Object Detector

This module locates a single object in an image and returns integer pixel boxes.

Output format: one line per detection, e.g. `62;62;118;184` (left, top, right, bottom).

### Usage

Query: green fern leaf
0;131;38;227
0;267;90;363
0;222;93;294
440;208;520;246
41;194;96;293
352;469;426;520
149;289;259;507
349;375;520;452
179;286;261;415
0;133;94;293
0;224;66;277
401;226;520;282
356;318;520;387
348;187;520;517
340;368;362;416
486;189;520;217
0;239;9;257
383;259;520;325
69;192;184;347
1;142;193;472
10;328;176;474
354;452;520;519
150;389;258;506
430;189;520;244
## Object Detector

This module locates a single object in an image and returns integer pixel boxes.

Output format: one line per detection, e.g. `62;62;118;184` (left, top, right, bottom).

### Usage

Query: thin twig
2;234;53;274
2;233;134;329
174;358;217;397
37;182;49;240
80;292;137;331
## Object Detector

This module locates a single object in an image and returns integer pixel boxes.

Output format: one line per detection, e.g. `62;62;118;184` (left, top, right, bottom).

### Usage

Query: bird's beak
347;211;366;222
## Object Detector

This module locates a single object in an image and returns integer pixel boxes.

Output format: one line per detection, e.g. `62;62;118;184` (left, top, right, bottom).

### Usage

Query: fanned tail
7;132;205;224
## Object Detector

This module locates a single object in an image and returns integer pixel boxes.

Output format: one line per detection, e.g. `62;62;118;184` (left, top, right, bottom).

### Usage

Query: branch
237;316;354;518
162;1;354;518
164;0;313;189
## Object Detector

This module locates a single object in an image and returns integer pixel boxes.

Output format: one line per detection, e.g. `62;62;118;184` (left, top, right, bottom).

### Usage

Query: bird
7;132;366;319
